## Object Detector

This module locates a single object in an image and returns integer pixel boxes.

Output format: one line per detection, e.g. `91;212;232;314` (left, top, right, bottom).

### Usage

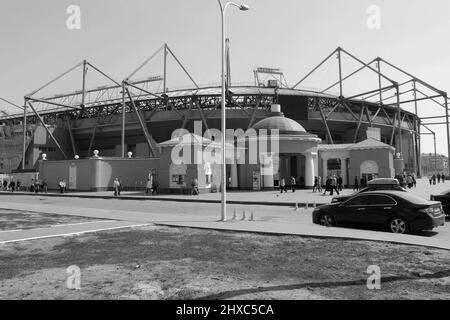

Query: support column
340;158;348;187
313;153;319;178
322;158;328;180
304;152;315;188
230;163;238;188
22;100;27;170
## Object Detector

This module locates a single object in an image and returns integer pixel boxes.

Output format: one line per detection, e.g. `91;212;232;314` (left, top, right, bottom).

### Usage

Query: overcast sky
1;0;450;154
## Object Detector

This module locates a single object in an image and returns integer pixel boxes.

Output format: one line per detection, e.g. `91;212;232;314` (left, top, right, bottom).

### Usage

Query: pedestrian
313;176;319;193
16;180;21;192
428;175;432;186
437;173;441;184
337;175;343;191
412;175;416;188
353;176;359;192
317;176;322;193
331;175;339;196
191;178;199;196
63;179;68;193
152;179;159;195
360;176;366;189
324;176;332;195
280;177;287;193
113;178;120;196
146;178;152;195
34;179;40;194
406;175;413;189
42;178;48;194
290;176;296;192
3;179;7;191
9;179;15;192
432;174;437;185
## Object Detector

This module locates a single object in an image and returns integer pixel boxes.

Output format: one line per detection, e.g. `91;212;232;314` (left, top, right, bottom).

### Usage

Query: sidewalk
0;189;353;207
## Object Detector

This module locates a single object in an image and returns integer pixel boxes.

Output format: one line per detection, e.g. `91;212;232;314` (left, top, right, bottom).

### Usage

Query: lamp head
239;4;250;11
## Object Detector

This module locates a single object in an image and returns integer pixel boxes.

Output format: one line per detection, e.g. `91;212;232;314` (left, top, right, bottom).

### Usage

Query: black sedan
331;184;406;204
313;191;445;234
430;190;450;217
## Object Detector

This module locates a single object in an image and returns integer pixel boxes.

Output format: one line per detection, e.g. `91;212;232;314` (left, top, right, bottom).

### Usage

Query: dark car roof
350;191;433;205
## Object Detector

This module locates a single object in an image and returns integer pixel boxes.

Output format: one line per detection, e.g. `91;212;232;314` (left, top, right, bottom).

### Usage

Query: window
171;175;185;185
370;195;397;206
346;196;372;206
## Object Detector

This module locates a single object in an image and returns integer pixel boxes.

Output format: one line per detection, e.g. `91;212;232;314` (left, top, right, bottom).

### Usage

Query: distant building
421;153;448;176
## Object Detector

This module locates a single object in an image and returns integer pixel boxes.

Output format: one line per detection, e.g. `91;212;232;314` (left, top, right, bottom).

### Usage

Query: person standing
34;179;40;194
317;176;322;193
3;179;7;191
290;176;296;193
42;178;48;194
437;173;441;184
146;178;152;195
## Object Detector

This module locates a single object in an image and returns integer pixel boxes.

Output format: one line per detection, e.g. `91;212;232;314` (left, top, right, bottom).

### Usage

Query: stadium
1;44;449;189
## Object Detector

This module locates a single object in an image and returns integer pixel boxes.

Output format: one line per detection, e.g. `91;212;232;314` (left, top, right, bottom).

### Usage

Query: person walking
34;179;40;194
406;175;413;189
290;176;296;193
353;176;359;192
313;176;319;193
331;175;339;196
152;179;159;195
437;173;441;184
324;176;332;195
3;179;8;191
191;178;199;196
280;177;287;193
337;175;343;192
113;178;120;197
317;176;322;193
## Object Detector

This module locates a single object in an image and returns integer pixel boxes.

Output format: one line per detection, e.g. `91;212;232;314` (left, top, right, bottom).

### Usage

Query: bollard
249;212;254;221
241;210;246;220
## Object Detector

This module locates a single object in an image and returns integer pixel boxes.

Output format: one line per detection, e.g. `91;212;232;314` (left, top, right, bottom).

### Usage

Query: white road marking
0;223;152;245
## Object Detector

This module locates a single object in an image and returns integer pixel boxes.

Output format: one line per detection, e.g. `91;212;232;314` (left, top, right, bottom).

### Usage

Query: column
322;158;328;180
230;163;238;188
304;152;315;188
313;153;319;177
340;158;348;187
261;153;274;189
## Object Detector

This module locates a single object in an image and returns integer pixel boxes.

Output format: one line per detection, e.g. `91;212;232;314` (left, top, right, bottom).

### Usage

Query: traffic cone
295;203;299;211
249;212;254;221
232;209;237;220
241;210;246;220
305;202;309;210
313;201;317;208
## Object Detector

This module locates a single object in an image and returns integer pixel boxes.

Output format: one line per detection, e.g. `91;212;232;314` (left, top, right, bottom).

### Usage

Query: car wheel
319;213;335;227
388;217;409;234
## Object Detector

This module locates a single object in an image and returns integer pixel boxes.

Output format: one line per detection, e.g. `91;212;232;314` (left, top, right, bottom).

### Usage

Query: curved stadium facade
0;85;419;174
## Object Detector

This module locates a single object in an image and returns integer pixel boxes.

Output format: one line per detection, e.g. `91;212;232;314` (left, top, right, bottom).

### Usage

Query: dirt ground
0;225;449;300
0;209;104;231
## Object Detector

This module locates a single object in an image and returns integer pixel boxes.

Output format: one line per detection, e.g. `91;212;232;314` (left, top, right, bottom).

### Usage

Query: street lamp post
217;0;249;222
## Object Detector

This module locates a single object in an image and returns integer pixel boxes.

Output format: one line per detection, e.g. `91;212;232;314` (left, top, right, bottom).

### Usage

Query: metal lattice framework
0;45;449;174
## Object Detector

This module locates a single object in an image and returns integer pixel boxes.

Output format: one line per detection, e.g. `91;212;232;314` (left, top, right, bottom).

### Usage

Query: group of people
279;176;298;193
145;177;159;196
427;173;447;186
395;173;417;189
2;179;19;192
30;178;49;193
322;175;343;196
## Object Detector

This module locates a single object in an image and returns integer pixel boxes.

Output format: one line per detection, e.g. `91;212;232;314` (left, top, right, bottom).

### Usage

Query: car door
362;195;398;226
339;195;373;225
